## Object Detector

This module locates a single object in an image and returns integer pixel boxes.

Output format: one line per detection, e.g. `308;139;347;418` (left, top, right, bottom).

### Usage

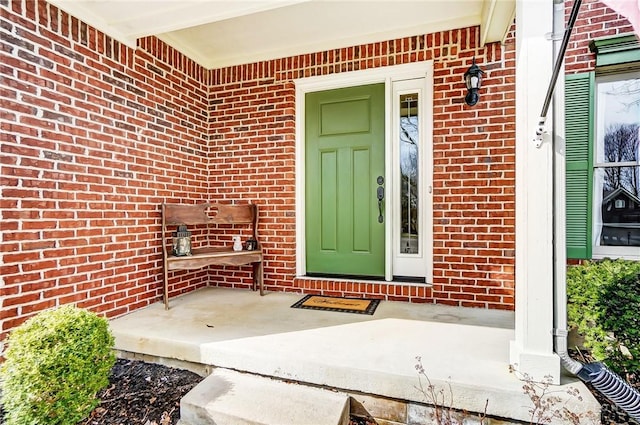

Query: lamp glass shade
464;66;482;90
172;225;192;256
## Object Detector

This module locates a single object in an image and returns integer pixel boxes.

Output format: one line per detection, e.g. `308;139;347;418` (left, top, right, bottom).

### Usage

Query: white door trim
294;61;434;281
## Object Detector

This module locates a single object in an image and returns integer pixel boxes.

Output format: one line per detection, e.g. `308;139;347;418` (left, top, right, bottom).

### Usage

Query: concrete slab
180;368;350;425
109;288;600;424
198;318;599;424
110;287;514;365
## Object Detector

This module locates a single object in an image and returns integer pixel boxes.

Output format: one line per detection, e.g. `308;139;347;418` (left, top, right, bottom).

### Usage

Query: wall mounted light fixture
464;57;484;106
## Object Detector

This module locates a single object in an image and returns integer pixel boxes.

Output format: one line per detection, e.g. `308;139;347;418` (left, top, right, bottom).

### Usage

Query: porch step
180;368;350;425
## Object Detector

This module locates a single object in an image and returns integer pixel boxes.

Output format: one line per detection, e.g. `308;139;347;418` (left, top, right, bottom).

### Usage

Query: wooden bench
161;203;263;309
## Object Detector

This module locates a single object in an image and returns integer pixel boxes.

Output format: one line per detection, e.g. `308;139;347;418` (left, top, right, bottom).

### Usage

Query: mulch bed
80;359;202;425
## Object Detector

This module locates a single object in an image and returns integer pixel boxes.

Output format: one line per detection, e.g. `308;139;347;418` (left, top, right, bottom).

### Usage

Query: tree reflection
400;94;418;253
603;123;639;196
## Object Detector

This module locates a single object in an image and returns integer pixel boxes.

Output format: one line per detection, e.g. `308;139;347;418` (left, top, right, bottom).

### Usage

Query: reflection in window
595;76;639;247
399;94;419;254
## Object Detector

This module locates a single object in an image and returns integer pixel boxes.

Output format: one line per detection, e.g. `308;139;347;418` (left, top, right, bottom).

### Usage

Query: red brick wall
208;26;517;308
1;0;517;342
565;0;635;74
1;1;210;340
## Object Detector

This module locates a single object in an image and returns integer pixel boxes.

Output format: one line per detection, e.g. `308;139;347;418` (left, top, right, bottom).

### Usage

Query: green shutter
565;73;594;259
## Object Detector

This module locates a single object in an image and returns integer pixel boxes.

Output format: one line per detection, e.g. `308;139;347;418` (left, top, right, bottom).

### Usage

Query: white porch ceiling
47;0;515;69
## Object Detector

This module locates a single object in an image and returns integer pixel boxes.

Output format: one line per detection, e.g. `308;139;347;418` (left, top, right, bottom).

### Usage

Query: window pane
595;77;639;164
595;166;640;247
399;93;419;254
601;164;640;194
594;75;640;250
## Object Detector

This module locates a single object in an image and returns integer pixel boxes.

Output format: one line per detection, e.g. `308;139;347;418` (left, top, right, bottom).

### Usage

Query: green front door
305;84;385;277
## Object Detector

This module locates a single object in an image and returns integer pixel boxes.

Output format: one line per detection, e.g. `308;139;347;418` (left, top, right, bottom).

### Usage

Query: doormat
291;295;380;315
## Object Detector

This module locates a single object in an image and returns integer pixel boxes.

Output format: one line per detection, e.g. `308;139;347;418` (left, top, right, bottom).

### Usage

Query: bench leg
163;263;170;310
253;261;264;295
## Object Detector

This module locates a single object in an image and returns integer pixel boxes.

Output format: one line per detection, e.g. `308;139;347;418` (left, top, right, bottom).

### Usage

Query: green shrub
567;258;640;376
0;305;115;425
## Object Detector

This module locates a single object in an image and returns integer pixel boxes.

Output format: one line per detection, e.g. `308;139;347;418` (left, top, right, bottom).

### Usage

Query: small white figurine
232;236;243;251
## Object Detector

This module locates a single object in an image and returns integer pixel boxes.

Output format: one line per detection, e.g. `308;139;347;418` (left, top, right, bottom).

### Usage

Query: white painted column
510;0;561;384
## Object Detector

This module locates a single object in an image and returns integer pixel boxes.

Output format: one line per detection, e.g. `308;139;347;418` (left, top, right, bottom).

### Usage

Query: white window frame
591;72;640;261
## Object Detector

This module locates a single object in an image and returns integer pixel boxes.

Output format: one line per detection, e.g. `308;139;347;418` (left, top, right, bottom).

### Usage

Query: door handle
376;176;384;223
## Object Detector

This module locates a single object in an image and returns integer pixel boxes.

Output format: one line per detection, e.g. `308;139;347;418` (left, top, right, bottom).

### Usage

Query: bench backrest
162;203;258;238
163;203;255;224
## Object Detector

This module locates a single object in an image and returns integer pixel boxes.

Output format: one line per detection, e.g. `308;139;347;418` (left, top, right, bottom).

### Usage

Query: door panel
352;148;371;252
306;84;385;277
320;98;371;135
320;150;338;251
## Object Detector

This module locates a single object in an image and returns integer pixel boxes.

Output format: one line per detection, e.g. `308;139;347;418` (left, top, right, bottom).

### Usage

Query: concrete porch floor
110;287;600;424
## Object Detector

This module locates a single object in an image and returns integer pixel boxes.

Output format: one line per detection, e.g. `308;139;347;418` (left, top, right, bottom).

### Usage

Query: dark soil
80;359;202;425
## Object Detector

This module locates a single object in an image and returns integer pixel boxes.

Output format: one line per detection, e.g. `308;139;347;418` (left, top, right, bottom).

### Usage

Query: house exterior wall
208;28;517;308
1;1;211;340
1;0;517;341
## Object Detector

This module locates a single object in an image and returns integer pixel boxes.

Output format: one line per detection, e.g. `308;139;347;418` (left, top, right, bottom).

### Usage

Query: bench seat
166;247;264;270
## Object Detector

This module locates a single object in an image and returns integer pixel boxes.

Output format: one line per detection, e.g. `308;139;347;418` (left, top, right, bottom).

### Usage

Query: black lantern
464;57;484;106
172;225;192;256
